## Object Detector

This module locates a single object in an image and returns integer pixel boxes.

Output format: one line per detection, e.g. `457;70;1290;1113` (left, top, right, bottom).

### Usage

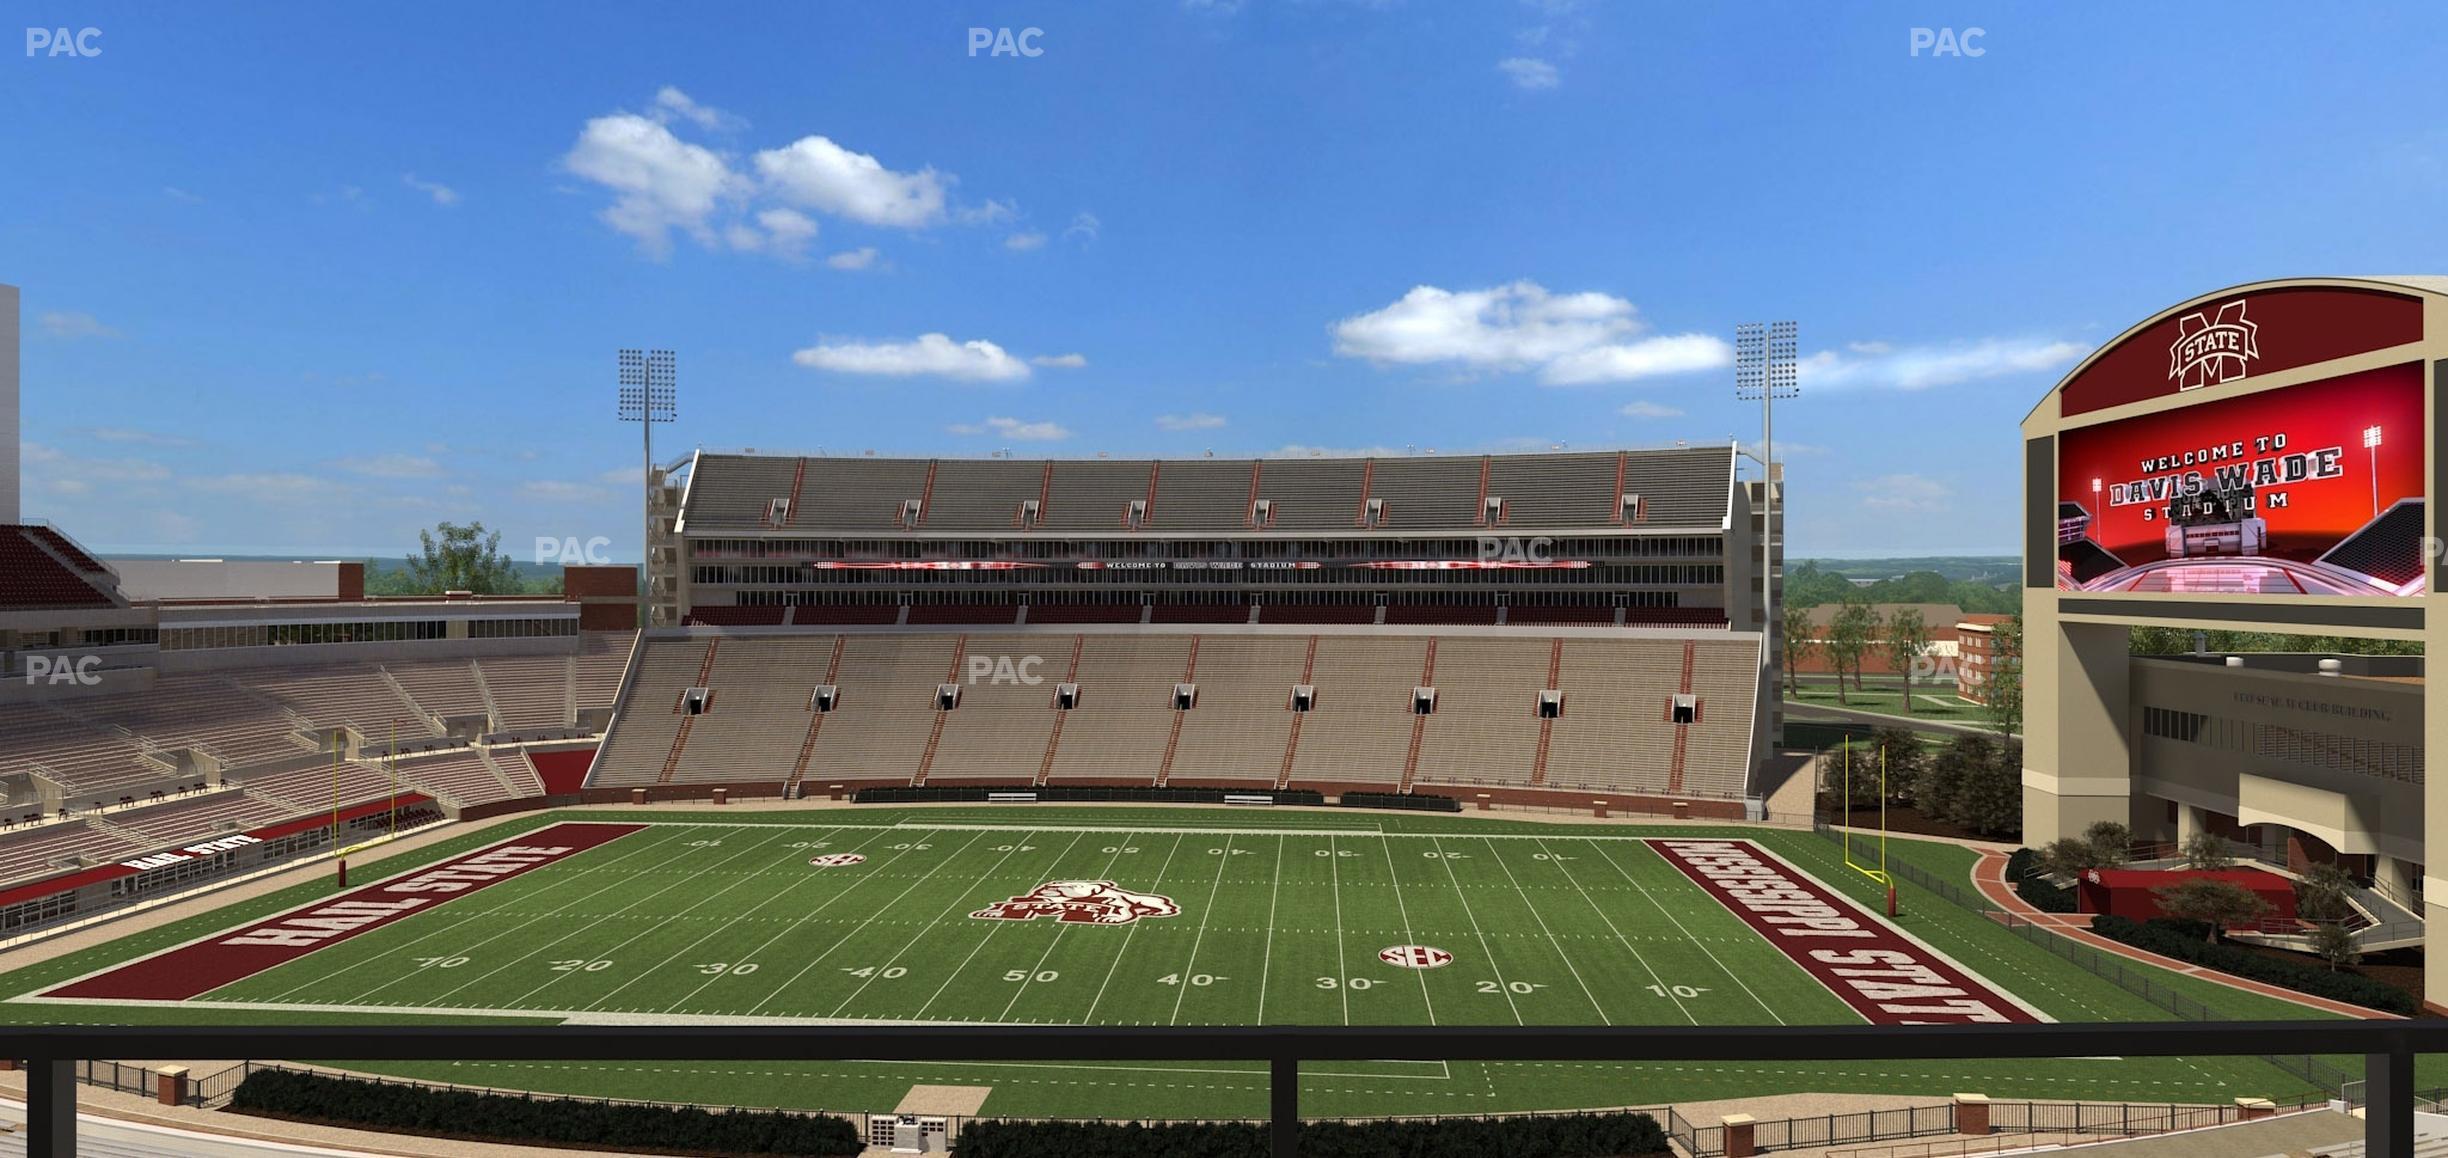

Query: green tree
1882;608;1931;715
1825;602;1878;703
2308;923;2361;972
1780;603;1816;699
1871;726;1927;805
2083;820;2131;867
2151;878;2273;943
400;521;521;595
2295;863;2358;924
2179;830;2232;870
1983;614;2023;736
1919;731;1994;822
1943;737;2022;839
2038;837;2110;881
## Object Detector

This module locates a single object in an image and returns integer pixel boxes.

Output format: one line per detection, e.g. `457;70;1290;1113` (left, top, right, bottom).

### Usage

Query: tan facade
2019;276;2448;1007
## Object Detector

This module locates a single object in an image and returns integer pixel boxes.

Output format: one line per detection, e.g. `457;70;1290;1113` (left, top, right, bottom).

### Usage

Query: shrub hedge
229;1068;862;1156
2087;915;2414;1014
2005;848;2077;913
952;1111;1668;1157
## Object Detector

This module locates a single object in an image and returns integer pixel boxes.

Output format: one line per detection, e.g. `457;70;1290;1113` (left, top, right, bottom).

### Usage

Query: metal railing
2;1022;2436;1158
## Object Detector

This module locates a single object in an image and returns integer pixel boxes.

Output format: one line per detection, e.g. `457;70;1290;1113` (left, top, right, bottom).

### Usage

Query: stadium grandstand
581;443;1784;813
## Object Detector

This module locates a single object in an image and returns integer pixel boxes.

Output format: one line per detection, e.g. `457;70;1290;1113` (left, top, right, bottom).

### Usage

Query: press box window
1172;682;1198;710
681;687;711;716
1670;693;1697;725
935;683;961;710
1412;686;1437;715
1537;689;1563;719
1054;682;1080;710
811;685;839;713
1289;684;1316;712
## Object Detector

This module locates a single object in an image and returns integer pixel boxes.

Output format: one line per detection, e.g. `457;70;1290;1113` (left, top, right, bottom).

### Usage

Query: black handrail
5;1020;2431;1158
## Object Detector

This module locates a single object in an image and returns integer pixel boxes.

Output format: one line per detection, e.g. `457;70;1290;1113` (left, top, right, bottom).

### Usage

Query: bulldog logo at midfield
971;880;1182;926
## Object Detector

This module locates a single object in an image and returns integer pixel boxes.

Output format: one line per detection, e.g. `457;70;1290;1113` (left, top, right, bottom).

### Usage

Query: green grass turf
0;807;2397;1119
1788;682;1984;721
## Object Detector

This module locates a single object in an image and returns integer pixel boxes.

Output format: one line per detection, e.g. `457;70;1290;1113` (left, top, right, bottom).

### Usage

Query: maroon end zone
46;822;645;1002
1644;838;2040;1025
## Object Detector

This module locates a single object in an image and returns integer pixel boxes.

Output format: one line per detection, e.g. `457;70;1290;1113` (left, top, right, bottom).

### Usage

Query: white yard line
851;830;1082;1020
997;837;1138;1021
1427;835;1524;1024
495;828;812;1009
1165;834;1237;1026
1527;837;1701;1024
1478;837;1611;1025
1579;838;1784;1024
579;825;853;1012
739;828;997;1016
1080;833;1189;1024
358;826;794;1007
1254;834;1284;1025
1327;833;1350;1025
1374;826;1438;1025
241;823;698;1004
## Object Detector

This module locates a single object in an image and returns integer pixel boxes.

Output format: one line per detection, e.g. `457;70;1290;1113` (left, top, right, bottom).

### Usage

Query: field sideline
0;806;2374;1119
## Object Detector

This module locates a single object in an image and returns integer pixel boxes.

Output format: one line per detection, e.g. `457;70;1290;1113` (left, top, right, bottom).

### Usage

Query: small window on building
682;687;711;716
811;685;839;713
1055;682;1080;710
1017;498;1042;528
767;497;792;524
1483;496;1506;523
1126;499;1149;529
1251;498;1274;526
1537;689;1563;719
1172;682;1198;710
1289;684;1316;712
900;498;924;525
1412;686;1437;715
1671;693;1697;725
1363;497;1385;527
1622;494;1646;523
935;683;961;710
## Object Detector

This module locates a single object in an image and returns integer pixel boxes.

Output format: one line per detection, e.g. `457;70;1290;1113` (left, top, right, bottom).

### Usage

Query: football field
0;807;2351;1119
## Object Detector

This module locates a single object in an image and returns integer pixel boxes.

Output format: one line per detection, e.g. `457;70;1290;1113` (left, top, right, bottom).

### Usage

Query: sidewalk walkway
1968;852;2399;1020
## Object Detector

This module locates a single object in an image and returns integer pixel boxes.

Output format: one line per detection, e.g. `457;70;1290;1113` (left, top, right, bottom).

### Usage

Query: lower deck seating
589;628;1760;798
0;821;142;884
102;791;291;844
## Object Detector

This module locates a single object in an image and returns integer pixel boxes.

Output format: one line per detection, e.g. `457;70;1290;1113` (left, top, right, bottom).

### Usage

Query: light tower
617;349;676;629
1735;321;1797;634
2364;425;2383;518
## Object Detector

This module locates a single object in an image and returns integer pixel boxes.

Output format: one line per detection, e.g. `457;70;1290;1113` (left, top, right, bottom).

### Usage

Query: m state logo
807;853;867;868
1378;945;1454;970
970;880;1182;925
2169;299;2261;391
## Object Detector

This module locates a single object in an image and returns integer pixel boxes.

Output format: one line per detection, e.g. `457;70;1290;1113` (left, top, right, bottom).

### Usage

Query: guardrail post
1722;1113;1757;1158
157;1064;189;1106
1953;1093;1990;1136
1271;1055;1299;1158
27;1057;74;1157
2368;1044;2413;1158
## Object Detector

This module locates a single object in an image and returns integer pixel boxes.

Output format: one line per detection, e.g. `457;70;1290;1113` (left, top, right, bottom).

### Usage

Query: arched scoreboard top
2025;277;2448;603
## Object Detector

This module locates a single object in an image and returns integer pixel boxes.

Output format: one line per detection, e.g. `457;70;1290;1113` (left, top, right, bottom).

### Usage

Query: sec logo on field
807;853;867;868
1378;945;1453;970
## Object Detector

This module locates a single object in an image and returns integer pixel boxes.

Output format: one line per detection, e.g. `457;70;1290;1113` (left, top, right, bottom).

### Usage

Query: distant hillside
1787;557;2019;615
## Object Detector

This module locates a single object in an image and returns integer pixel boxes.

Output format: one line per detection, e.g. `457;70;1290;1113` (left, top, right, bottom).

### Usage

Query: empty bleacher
668;636;834;782
1042;461;1156;531
244;664;432;738
924;634;1065;780
587;638;714;787
388;658;489;722
574;631;635;711
1148;460;1260;529
1252;459;1370;530
1283;635;1425;788
0;703;173;796
922;459;1053;530
1040;634;1191;784
0;526;117;609
791;456;932;531
235;757;421;811
64;675;307;773
476;654;573;731
1366;457;1485;528
101;790;290;844
803;635;961;781
585;627;1757;800
383;750;518;807
1409;636;1551;788
1164;635;1308;785
0;821;141;884
1485;453;1624;527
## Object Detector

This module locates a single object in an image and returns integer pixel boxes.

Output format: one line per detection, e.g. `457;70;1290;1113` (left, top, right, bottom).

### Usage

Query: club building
2020;276;2448;1004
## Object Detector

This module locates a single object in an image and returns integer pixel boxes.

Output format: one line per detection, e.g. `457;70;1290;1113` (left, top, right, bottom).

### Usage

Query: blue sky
5;1;2445;560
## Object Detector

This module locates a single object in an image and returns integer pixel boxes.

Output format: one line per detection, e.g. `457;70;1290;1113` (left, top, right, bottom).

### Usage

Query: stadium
8;270;2448;1158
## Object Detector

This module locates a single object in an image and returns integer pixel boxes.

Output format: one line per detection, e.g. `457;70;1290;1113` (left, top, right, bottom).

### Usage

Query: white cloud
1798;337;2086;391
1029;353;1087;369
402;173;460;206
826;246;881;271
1542;333;1733;385
598;466;647;486
1266;443;1412;459
1617;401;1685;419
1004;231;1047;251
755;135;949;228
1498;57;1561;90
950;416;1071;441
84;427;192;446
729;207;818;257
653;86;738;132
561;112;745;254
956;199;1018;226
1063;212;1101;244
38;311;118;339
335;453;445;479
1333;281;1728;384
162;186;203;204
792;333;1032;382
1856;473;1951;513
191;472;328;500
1157;412;1228;431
